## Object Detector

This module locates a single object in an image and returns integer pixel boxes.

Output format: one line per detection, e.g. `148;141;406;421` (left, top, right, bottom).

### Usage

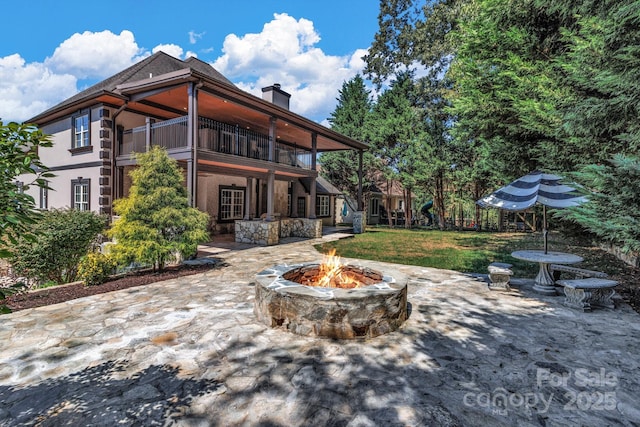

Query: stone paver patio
1;233;640;426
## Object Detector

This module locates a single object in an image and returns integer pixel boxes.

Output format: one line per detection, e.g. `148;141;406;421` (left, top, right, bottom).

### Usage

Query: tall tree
320;75;378;209
366;72;426;227
559;0;640;164
446;0;575;179
0;121;53;258
365;0;465;227
109;146;209;271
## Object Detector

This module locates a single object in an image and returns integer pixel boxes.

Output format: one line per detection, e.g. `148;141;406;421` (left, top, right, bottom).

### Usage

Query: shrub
108;147;209;271
78;252;116;286
9;209;107;284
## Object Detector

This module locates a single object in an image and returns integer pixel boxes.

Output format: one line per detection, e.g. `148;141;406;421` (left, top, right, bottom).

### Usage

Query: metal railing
120;116;312;169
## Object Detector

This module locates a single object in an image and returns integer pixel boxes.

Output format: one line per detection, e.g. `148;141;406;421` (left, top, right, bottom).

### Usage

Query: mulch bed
2;263;220;312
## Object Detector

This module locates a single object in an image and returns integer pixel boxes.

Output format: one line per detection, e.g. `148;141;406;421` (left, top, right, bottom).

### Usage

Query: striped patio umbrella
477;171;587;253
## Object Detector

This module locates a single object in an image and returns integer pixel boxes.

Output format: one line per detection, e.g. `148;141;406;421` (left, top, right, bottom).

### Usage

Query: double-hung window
74;114;90;148
71;178;90;211
220;187;244;221
316;195;330;217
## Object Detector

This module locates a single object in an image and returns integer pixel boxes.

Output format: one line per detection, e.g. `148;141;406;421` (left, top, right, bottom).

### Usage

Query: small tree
0;121;54;258
10;209;107;284
109;146;209;271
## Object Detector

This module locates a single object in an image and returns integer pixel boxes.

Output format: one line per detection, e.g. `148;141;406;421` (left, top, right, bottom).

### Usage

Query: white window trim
73;114;90;148
316;195;330;217
220;187;245;221
71;178;90;211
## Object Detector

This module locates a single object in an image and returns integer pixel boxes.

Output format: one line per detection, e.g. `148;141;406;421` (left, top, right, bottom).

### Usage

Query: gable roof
29;51;235;122
316;176;342;195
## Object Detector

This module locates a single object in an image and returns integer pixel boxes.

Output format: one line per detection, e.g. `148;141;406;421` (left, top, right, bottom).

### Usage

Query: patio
1;235;639;426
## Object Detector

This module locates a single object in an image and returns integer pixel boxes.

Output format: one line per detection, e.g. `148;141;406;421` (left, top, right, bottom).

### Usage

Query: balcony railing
120;116;312;169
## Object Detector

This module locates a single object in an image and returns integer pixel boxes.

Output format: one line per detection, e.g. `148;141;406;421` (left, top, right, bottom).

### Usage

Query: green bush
9;208;107;284
109;147;209;271
78;252;116;286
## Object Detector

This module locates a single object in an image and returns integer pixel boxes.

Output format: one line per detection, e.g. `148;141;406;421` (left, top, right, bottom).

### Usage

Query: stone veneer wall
279;218;322;239
352;211;366;234
235;218;322;245
235;221;280;245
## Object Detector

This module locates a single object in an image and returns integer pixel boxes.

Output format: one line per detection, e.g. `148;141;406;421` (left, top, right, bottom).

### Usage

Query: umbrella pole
543;205;548;254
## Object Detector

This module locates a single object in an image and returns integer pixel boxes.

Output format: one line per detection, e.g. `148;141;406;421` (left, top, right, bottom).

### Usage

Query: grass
316;227;630;279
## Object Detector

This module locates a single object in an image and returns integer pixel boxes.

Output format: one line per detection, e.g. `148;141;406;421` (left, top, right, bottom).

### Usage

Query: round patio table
511;250;583;295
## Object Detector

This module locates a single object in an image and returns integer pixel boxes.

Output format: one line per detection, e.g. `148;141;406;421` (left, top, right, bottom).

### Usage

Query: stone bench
556;278;619;312
488;262;513;291
550;264;608;281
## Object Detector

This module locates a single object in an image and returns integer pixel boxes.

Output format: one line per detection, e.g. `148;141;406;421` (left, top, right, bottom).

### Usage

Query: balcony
120;116;313;169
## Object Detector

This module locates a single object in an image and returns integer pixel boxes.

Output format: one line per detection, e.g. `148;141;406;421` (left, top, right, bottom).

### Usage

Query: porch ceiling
117;71;367;152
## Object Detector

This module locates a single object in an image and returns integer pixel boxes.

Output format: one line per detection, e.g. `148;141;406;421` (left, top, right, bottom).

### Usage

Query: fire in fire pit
254;252;408;339
282;249;383;289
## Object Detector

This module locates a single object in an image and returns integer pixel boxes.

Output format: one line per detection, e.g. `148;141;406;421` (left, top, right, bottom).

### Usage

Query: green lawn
317;227;628;278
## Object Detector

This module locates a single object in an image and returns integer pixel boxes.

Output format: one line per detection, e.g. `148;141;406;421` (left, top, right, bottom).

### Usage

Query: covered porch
111;68;367;243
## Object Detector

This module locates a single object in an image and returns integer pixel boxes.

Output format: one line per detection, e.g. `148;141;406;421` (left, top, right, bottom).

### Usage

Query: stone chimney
261;83;291;110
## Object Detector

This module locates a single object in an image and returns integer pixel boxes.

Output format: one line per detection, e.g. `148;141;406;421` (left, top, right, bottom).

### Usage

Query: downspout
193;80;204;208
110;101;128;223
187;80;204;207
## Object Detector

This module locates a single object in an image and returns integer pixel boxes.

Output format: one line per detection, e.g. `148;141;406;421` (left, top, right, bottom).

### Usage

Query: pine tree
109;146;209;271
319;75;378;208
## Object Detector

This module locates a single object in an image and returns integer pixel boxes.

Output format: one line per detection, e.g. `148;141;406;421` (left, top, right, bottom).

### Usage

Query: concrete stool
556;278;618;312
488;262;513;291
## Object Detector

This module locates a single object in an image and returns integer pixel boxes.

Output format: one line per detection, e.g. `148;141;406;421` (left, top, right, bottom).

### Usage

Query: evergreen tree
366;72;426;227
365;0;466;227
447;0;574;178
320;75;378;208
560;0;640;164
560;155;640;253
109;146;209;271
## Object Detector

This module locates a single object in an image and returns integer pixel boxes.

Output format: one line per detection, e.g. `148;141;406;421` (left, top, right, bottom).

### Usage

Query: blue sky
0;0;381;124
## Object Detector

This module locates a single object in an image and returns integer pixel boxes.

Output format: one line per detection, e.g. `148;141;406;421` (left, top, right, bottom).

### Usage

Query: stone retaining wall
235;221;279;245
279;218;322;239
235;218;322;245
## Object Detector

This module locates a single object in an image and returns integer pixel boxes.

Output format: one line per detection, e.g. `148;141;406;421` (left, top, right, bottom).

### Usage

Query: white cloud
1;16;370;124
189;31;205;44
0;54;77;123
46;30;147;79
152;44;184;59
213;13;367;122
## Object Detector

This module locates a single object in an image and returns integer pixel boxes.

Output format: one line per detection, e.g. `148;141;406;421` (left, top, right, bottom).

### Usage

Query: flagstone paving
1;234;640;426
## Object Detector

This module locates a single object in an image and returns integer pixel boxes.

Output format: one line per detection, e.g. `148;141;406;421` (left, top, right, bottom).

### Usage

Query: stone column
353;211;366;234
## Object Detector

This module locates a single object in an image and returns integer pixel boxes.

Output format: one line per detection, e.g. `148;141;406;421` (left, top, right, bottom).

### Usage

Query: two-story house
25;51;366;244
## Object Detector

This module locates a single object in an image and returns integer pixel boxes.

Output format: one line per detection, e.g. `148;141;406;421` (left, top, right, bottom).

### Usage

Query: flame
314;249;362;288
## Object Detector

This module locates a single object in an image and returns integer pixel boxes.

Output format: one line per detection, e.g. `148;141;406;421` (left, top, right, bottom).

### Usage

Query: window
297;197;306;218
71;178;90;211
220;187;244;221
39;181;48;210
316;195;330;217
73;114;90;148
398;200;404;211
370;198;380;216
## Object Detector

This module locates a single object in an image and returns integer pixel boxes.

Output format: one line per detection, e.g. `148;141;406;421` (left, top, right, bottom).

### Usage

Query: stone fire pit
254;263;408;339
